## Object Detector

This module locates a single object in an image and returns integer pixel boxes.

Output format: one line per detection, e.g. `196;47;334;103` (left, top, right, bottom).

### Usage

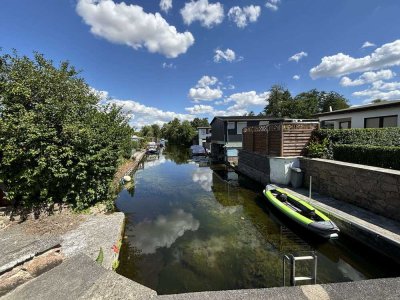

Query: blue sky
1;0;400;127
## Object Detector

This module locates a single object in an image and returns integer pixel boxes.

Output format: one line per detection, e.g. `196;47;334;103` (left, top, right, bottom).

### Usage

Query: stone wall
237;150;270;185
300;158;400;221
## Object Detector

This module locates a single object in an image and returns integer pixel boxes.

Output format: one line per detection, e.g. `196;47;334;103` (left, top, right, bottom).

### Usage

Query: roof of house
315;100;400;117
197;126;211;129
210;116;317;125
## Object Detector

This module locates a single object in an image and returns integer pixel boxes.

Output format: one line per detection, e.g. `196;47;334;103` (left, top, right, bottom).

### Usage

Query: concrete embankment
113;150;146;187
282;187;400;264
0;151;147;297
2;254;157;300
158;277;400;300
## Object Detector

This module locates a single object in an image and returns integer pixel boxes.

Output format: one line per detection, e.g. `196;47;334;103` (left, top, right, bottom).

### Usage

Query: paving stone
3;254;157;300
0;227;62;275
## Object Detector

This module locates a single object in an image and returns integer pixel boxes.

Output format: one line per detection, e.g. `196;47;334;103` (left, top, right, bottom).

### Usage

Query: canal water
116;146;399;295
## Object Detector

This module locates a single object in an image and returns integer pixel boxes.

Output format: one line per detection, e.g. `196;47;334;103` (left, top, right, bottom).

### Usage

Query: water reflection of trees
163;145;190;164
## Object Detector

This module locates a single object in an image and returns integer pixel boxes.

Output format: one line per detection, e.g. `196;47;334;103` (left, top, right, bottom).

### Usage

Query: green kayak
263;185;339;239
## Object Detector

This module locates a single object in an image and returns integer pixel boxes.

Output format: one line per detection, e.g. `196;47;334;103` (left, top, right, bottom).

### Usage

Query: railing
242;122;319;157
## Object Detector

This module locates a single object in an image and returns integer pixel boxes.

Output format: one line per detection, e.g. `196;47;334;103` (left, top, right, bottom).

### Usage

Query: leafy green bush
307;128;400;169
314;128;400;147
306;138;330;158
0;52;134;210
333;144;400;170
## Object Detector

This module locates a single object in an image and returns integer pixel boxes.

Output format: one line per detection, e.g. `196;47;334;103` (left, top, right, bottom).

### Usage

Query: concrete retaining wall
300;158;400;221
237;150;270;185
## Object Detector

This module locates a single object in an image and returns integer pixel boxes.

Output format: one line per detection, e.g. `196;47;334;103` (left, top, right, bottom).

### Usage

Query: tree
319;91;349;112
190;117;209;129
292;89;320;119
151;124;161;139
263;85;293;117
263;86;350;118
371;99;387;103
161;118;196;145
243;111;255;116
140;125;154;137
0;52;134;210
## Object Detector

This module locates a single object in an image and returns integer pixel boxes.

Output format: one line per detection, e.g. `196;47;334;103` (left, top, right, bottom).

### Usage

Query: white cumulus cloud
352;79;400;102
310;39;400;79
362;41;376;49
76;0;194;58
340;69;396;87
197;75;219;87
181;0;224;28
186;89;269;117
189;86;223;102
225;91;269;111
265;0;281;11
353;88;400;102
214;48;237;62
96;90;194;128
289;51;308;62
185;104;215;114
293;75;300;80
160;0;172;13
188;76;223;102
228;5;261;28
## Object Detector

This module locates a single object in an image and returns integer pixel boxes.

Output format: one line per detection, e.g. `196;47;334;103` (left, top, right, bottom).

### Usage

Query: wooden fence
242;122;319;157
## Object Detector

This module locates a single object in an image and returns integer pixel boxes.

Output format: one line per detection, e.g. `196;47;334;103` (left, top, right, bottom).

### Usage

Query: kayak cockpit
270;190;323;222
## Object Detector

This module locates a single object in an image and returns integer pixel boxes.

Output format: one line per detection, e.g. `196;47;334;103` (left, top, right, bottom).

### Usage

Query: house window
365;115;398;128
321;121;334;129
237;122;247;134
339;121;351;129
227;122;235;129
259;121;269;125
199;129;206;135
383;116;397;127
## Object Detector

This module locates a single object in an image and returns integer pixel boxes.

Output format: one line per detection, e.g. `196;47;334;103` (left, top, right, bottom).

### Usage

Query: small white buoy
123;175;132;182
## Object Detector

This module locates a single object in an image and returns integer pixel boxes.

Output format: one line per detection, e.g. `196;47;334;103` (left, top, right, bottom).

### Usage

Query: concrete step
3;254;157;300
0;228;62;275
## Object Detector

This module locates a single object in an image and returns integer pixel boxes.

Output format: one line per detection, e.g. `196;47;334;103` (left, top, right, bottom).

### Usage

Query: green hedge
314;128;400;147
333;144;400;170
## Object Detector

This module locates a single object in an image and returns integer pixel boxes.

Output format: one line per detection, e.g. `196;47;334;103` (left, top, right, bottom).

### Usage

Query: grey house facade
210;116;276;163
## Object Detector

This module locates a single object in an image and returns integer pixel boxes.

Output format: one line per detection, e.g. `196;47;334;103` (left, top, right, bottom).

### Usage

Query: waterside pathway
116;146;400;295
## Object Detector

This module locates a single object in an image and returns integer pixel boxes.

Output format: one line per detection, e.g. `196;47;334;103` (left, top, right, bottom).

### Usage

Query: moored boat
263;185;339;239
190;145;207;156
146;142;159;154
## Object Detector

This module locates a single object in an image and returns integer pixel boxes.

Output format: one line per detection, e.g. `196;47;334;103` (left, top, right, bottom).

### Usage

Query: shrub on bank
314;128;400;147
332;144;400;170
306;128;400;169
0;52;134;210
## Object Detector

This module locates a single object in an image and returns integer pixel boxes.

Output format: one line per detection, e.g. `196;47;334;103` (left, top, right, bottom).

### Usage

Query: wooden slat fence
242;122;319;157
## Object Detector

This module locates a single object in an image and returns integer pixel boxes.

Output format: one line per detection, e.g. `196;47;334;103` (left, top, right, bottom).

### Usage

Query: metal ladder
283;253;317;286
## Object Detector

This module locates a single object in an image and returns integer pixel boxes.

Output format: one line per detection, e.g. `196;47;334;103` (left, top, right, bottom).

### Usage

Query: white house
132;135;143;142
316;100;400;129
197;126;211;148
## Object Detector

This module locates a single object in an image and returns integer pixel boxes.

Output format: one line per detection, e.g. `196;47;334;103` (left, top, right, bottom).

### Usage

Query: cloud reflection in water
128;209;200;254
192;167;213;191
